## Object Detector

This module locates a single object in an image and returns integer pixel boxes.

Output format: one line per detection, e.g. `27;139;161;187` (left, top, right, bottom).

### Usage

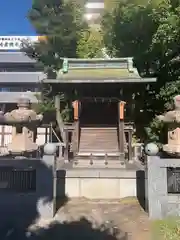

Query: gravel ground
29;197;150;240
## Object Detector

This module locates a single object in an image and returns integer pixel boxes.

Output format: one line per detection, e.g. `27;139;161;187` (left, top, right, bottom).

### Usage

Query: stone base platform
73;154;126;168
73;159;126;168
56;162;145;200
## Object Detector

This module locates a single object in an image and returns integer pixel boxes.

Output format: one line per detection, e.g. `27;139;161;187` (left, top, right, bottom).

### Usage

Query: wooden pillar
72;100;80;158
55;95;66;143
55;95;68;161
73;100;79;121
64;128;69;162
118;101;126;161
128;128;133;161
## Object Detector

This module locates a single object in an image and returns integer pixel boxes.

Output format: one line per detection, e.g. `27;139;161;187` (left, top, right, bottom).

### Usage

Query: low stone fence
146;156;180;219
0;155;56;225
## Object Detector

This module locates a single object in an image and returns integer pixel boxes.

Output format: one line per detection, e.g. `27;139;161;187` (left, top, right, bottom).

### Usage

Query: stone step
79;144;118;148
77;152;121;158
79;127;119;153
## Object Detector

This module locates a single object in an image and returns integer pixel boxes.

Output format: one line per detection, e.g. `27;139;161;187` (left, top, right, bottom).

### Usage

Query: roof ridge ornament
127;57;138;74
56;58;69;77
62;58;69;73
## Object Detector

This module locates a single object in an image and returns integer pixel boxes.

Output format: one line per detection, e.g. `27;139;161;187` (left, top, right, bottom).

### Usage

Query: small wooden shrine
43;58;156;167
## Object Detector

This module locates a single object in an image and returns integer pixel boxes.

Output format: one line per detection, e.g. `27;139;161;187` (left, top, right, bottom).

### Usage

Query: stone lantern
0;96;43;155
157;95;180;156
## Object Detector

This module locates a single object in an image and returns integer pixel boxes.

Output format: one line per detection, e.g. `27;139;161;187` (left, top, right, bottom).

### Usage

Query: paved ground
1;197;150;239
29;197;150;240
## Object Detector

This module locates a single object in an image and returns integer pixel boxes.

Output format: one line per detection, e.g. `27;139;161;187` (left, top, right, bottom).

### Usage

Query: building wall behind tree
0;52;42;93
67;0;105;25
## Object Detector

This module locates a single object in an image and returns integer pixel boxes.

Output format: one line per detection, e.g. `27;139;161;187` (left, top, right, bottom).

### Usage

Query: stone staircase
79;127;119;153
74;127;125;168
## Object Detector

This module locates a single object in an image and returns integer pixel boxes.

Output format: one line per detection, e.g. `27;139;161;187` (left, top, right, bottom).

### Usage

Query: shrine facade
43;58;156;167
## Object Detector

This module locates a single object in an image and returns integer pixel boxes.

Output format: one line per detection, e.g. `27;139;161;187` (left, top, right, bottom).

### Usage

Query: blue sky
0;0;36;35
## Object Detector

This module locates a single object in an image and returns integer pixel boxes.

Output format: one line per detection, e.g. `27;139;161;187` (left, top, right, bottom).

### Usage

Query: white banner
0;36;40;50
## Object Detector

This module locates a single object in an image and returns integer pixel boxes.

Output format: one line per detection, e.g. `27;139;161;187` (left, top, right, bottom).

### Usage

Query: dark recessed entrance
80;100;118;127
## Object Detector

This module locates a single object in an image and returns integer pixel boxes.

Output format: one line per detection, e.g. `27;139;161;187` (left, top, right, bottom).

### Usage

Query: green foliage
157;81;180;111
147;81;180;142
102;0;180;79
104;0;163;10
23;0;87;71
152;218;180;240
102;2;157;69
23;0;88;119
38;100;55;113
37;96;73;122
61;105;73;122
145;117;164;145
102;0;180;142
76;29;104;58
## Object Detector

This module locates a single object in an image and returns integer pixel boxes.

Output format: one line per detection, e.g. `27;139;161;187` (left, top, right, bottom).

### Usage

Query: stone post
37;154;56;218
38;143;57;218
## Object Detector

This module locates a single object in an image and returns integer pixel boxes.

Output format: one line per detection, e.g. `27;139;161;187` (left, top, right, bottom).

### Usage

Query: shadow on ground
0;159;127;240
28;217;127;240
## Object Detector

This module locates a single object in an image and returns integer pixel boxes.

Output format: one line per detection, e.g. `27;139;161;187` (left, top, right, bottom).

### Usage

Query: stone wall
57;169;146;200
0;155;55;226
146;156;180;219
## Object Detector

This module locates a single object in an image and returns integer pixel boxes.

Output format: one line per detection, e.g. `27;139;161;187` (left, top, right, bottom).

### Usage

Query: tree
23;0;88;123
102;1;180;142
102;2;158;72
102;0;180;88
24;0;87;72
76;29;104;58
104;0;163;9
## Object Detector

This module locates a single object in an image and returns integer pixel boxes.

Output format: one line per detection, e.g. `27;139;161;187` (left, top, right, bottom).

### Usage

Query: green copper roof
43;58;156;83
57;68;139;80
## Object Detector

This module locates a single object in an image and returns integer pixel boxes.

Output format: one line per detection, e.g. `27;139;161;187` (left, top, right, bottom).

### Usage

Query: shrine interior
80;100;118;127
